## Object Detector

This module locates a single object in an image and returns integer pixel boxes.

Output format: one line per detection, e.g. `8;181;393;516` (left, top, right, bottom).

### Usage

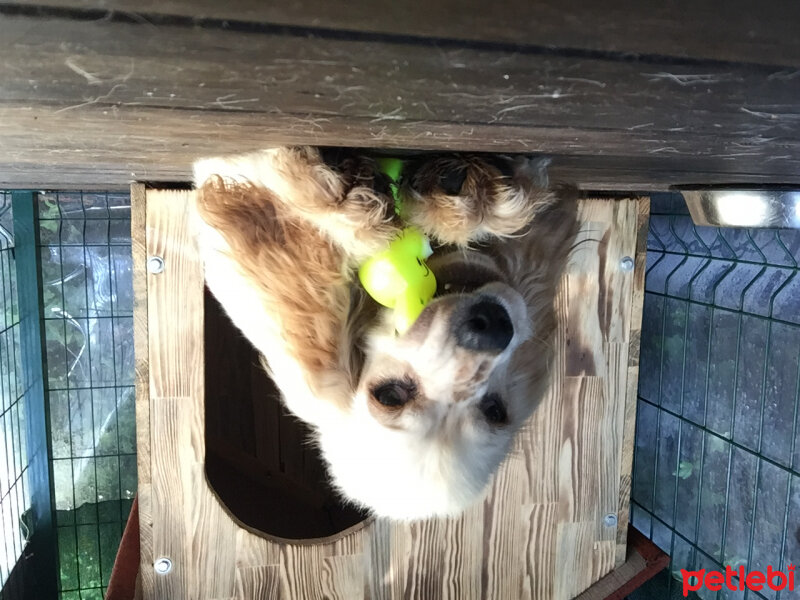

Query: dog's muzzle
423;250;520;352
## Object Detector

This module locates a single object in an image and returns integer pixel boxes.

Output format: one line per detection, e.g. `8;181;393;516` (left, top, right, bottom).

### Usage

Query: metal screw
147;256;165;274
619;256;634;272
604;513;618;528
154;557;172;574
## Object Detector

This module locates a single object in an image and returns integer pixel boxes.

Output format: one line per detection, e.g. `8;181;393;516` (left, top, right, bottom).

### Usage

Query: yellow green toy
358;158;437;333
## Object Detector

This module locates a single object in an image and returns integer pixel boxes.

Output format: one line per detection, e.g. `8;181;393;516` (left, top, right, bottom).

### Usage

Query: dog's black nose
454;299;513;352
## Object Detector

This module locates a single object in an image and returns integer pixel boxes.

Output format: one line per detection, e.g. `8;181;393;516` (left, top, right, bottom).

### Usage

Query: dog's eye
479;393;508;425
439;168;467;195
371;380;415;408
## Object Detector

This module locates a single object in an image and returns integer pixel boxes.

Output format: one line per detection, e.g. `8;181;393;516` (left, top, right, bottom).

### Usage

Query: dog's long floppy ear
494;190;579;306
487;192;579;426
487;190;578;348
194;176;360;418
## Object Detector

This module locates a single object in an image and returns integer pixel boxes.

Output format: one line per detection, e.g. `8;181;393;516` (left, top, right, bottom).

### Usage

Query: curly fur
192;146;577;520
400;154;556;246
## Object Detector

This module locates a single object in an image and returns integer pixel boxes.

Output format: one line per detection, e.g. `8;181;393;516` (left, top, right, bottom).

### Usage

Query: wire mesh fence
37;191;135;600
0;193;31;591
629;193;800;600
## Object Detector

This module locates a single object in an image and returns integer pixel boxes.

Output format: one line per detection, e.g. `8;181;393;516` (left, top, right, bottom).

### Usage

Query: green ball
359;227;437;332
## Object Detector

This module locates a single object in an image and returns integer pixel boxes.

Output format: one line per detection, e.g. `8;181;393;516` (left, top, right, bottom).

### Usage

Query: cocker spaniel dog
192;147;577;520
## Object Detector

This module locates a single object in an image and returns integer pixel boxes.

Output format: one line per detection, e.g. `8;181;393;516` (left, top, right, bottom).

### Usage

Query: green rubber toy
376;157;405;213
358;158;437;333
359;227;436;333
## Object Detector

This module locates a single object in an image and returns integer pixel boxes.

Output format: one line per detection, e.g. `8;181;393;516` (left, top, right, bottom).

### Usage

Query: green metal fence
0;192;29;590
35;191;136;600
1;191;57;599
629;194;800;600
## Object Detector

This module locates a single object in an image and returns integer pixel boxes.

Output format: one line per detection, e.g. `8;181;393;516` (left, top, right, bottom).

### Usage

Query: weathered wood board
2;1;800;189
11;0;800;66
134;189;647;599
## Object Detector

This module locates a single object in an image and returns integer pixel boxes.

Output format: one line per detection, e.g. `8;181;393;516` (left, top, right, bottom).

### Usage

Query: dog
191;147;578;520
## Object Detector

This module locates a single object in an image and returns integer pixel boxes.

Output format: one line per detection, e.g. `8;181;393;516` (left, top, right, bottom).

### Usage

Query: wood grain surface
2;2;800;189
130;182;154;597
9;0;800;66
136;189;645;599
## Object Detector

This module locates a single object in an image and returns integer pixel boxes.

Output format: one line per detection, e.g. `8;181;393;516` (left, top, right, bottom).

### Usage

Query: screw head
620;256;634;272
604;513;618;527
147;256;165;274
154;557;172;574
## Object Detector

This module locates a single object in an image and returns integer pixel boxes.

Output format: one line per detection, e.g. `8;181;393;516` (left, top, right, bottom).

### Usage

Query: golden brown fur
197;180;348;379
401;154;556;246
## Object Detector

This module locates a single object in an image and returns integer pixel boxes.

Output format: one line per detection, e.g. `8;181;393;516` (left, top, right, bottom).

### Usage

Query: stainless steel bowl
682;188;800;229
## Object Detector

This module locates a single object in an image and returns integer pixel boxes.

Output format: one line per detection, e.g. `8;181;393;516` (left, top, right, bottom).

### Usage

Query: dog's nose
454;299;513;352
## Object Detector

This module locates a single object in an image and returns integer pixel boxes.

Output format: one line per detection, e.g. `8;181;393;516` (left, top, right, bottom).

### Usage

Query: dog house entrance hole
203;288;370;540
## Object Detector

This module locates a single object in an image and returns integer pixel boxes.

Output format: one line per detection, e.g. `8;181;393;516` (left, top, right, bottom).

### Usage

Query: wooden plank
234;565;282;600
146;192;204;398
319;555;365;600
1;146;797;191
521;502;557;599
1;10;799;188
6;0;800;67
137;192;643;599
4;102;798;189
145;190;209;598
2;13;795;145
187;460;238;598
130;182;154;595
131;183;150;486
576;527;671;600
577;550;649;600
614;198;650;565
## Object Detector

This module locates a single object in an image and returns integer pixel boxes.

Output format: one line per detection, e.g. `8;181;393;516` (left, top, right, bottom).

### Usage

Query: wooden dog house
132;185;647;599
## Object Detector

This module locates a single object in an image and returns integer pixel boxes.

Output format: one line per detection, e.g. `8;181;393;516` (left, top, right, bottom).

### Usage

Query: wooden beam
1;4;799;188
130;182;154;597
7;0;800;66
614;198;650;564
576;527;670;600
